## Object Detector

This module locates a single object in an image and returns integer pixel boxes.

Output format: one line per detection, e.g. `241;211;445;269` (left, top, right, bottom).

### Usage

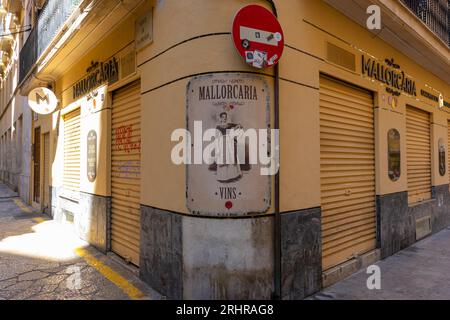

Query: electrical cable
0;26;32;38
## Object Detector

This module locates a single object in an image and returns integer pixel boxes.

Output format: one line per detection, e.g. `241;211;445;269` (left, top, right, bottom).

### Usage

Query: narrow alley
0;183;161;300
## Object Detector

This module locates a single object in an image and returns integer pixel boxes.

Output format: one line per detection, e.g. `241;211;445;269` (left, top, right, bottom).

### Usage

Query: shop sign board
73;58;119;100
232;5;284;69
87;130;97;182
362;56;417;96
186;73;271;216
135;10;153;51
28;87;58;115
362;55;450;108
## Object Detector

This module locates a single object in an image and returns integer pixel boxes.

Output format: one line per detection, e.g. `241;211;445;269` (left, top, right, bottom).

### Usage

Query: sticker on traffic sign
232;5;284;69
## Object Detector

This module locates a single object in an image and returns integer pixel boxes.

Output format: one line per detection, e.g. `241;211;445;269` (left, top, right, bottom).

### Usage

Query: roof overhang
20;0;143;95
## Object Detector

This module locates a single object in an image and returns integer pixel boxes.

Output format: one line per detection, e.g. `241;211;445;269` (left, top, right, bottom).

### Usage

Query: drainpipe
262;0;281;301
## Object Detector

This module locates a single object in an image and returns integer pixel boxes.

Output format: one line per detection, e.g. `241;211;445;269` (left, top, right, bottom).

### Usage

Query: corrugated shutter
320;76;376;271
33;127;41;203
406;106;431;204
63;108;81;195
111;80;141;266
43;133;50;212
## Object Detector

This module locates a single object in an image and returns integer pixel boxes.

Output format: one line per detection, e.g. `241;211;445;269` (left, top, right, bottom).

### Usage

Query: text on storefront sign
362;56;417;96
73;58;119;100
199;84;258;101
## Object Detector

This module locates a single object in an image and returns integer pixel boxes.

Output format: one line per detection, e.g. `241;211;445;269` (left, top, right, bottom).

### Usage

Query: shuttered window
111;81;141;266
320;76;376;271
406;106;431;204
63;108;81;195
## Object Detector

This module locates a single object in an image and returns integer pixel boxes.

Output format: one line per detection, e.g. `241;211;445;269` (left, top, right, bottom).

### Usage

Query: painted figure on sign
209;108;244;183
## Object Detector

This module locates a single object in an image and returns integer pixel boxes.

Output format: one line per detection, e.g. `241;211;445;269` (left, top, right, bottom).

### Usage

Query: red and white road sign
232;5;285;69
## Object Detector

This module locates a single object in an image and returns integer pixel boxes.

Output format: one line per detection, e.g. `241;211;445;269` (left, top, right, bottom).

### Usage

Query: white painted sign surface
28;87;58;115
135;10;153;51
239;26;280;46
186;73;271;216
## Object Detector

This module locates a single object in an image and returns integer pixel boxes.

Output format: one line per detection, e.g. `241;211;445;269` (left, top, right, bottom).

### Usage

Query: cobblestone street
0;183;161;300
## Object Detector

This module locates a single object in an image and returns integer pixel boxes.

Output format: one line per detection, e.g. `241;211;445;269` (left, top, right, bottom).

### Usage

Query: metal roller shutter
319;76;376;271
111;80;141;266
63;109;81;195
406;106;431;204
33;127;41;204
43;133;50;213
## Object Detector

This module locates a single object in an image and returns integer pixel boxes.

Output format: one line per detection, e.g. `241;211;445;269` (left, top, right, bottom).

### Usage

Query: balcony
402;0;450;46
19;0;81;84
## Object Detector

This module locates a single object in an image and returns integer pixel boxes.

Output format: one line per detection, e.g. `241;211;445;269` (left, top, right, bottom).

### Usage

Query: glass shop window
388;129;401;181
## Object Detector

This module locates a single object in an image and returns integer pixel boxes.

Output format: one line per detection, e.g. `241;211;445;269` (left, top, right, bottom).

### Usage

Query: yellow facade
32;0;450;213
5;0;449;299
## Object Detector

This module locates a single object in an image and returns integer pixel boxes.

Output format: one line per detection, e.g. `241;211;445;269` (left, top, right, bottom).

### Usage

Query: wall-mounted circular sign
232;5;284;69
27;87;58;115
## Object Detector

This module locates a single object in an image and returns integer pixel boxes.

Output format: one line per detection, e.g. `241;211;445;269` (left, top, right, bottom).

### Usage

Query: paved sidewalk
311;227;450;300
0;183;162;300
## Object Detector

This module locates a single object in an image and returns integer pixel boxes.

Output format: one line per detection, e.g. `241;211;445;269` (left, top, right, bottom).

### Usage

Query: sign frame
87;130;97;182
186;73;272;217
135;9;153;51
28;87;58;115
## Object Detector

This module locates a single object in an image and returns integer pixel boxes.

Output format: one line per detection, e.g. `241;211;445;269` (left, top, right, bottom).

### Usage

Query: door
111;80;141;266
43;133;50;213
406;106;431;204
33;127;41;204
319;76;376;271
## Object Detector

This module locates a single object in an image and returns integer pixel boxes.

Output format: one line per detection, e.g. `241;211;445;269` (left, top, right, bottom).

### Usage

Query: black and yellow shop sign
73;57;119;100
362;56;417;97
420;89;449;109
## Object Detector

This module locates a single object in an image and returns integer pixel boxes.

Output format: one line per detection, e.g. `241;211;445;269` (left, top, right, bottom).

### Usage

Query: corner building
18;0;450;299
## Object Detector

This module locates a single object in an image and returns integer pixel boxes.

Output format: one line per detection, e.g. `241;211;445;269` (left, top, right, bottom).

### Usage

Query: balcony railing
19;0;81;83
402;0;450;47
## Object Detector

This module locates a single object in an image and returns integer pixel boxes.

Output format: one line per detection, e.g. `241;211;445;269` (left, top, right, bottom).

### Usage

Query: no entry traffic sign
232;5;284;69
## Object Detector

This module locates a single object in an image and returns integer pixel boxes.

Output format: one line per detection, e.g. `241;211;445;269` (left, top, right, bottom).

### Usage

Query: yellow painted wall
136;0;450;213
79;86;111;196
47;2;144;197
137;0;276;213
276;0;449;209
42;0;450;214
